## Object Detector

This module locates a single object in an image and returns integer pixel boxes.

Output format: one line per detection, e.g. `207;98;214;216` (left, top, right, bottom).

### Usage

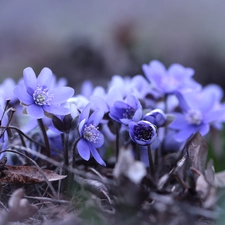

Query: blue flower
143;109;166;127
0;107;9;158
77;103;106;166
129;120;157;146
109;95;142;125
142;60;201;94
13;67;74;119
169;91;225;142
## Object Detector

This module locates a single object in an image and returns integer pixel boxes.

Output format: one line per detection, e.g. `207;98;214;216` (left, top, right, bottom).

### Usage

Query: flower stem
115;123;120;161
61;133;69;167
38;119;51;168
148;145;155;179
72;138;80;168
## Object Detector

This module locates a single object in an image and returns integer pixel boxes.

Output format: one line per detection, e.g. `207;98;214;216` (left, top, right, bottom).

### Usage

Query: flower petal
173;125;196;142
90;95;108;112
26;104;44;118
79;103;91;122
169;113;187;129
51;87;74;104
198;123;210;136
77;139;90;161
93;131;104;148
43;105;70;115
23;67;37;95
14;85;34;105
37;67;53;86
87;110;104;126
89;144;106;166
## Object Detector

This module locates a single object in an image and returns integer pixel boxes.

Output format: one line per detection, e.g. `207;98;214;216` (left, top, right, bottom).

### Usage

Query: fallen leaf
0;188;38;224
186;132;208;179
0;165;66;184
113;146;147;184
214;170;225;188
191;167;216;208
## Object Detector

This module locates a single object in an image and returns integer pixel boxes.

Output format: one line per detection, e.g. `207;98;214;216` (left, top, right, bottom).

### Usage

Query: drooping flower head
142;60;201;95
109;95;142;125
129;120;157;146
13;67;74;119
77;103;106;166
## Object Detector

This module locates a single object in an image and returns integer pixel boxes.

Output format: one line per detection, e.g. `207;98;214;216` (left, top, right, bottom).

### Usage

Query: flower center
185;109;203;125
134;121;156;142
83;124;100;143
33;86;54;105
122;106;135;119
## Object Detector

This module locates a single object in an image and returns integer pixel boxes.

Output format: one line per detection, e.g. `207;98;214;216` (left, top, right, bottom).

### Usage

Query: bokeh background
1;0;225;92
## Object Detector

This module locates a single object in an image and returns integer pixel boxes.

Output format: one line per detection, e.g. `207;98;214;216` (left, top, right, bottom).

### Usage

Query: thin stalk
115;123;120;161
148;145;155;179
61;133;69;167
136;144;141;161
38;119;51;168
72;138;80;168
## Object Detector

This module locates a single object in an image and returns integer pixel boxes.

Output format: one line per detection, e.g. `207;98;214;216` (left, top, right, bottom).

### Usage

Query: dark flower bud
143;109;166;127
129;120;157;146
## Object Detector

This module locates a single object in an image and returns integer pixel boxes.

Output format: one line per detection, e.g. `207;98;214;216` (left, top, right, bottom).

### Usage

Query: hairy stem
38;119;51;168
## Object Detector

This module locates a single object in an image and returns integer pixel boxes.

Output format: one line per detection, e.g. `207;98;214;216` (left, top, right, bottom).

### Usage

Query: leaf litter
1;132;225;225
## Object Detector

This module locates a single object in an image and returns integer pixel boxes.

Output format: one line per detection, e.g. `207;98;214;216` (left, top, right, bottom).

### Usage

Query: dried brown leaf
186;132;208;178
0;165;66;183
214;170;225;188
191;168;216;208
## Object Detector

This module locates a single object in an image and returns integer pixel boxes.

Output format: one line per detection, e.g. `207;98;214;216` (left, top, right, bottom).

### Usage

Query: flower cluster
0;60;224;168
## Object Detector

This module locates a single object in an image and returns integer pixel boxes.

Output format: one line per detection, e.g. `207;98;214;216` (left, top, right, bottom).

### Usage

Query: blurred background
1;0;225;92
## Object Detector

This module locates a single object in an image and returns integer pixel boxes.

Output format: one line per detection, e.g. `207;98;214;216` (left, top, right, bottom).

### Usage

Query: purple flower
0;107;9;157
142;60;201;94
129;120;157;145
77;103;106;166
109;95;142;125
143;109;166;127
169;91;225;142
0;78;17;106
13;67;74;119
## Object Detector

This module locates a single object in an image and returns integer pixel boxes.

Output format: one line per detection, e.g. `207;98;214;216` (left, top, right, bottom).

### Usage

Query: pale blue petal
79;103;91;122
169;113;187;129
89;144;106;166
51;87;74;104
37;67;53;87
77;139;90;161
23;67;37;94
87;110;104;126
26;104;44;118
198;123;210;136
90;95;108;112
13;86;34;105
43;105;70;115
173;125;196;142
93;131;104;148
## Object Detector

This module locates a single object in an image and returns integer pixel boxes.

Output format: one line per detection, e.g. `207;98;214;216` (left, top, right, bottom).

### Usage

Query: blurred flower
0;107;9;158
129;120;157;145
169;91;225;142
142;60;201;95
143;109;166;127
109;95;142;125
13;67;74;119
0;78;17;106
77;103;106;166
